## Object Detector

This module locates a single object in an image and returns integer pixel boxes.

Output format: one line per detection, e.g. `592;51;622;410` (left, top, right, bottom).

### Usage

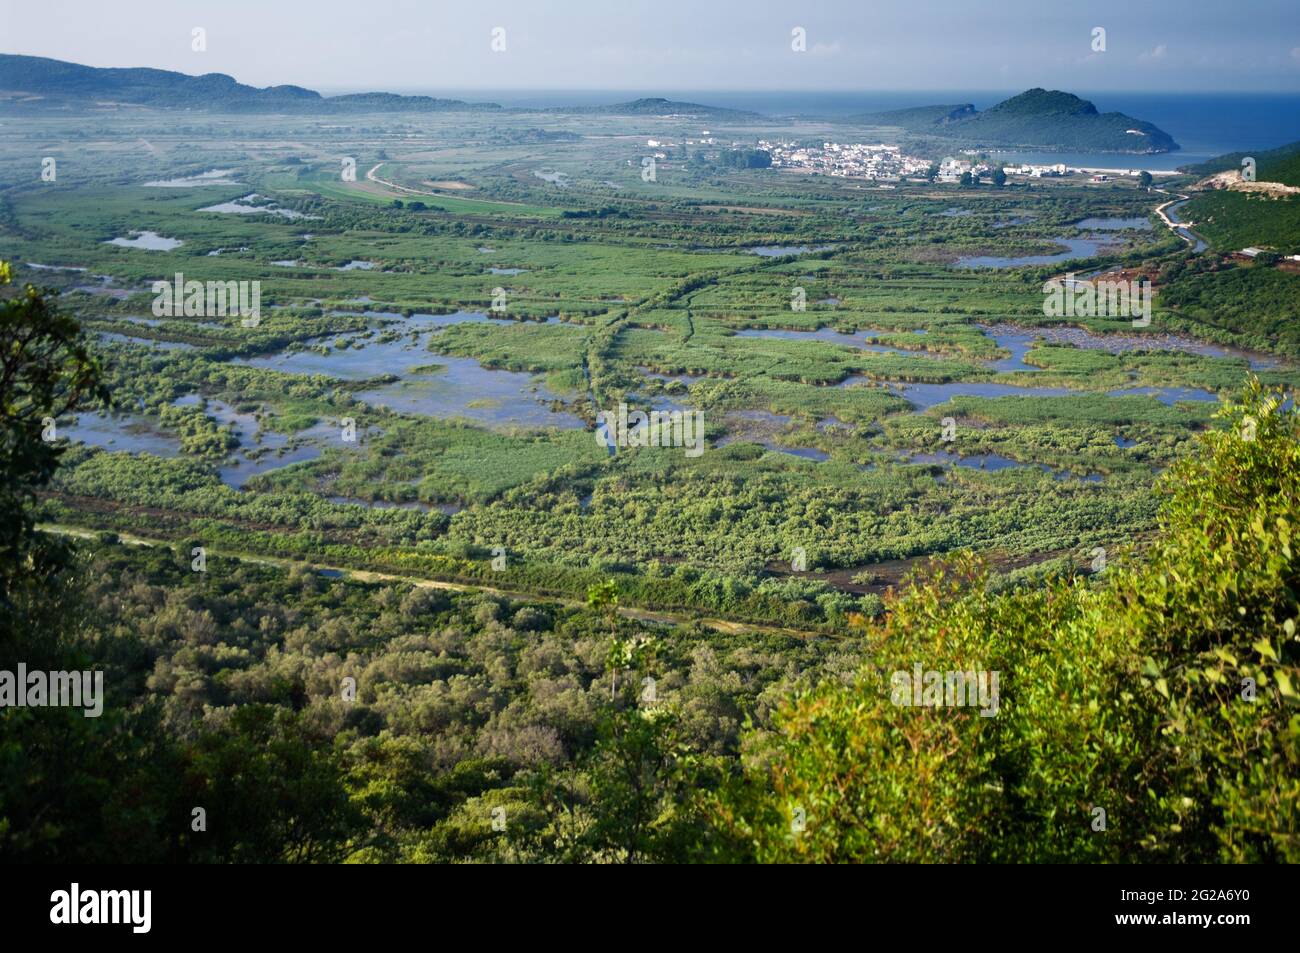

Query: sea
371;88;1300;171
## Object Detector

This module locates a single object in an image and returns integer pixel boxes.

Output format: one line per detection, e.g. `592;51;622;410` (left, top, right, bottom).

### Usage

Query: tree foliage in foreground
0;262;104;645
3;266;1297;862
712;379;1298;862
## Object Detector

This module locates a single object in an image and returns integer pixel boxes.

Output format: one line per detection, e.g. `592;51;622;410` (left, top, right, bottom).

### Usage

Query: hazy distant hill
856;89;1179;154
0;55;755;119
0;54;501;112
863;103;977;127
548;97;761;120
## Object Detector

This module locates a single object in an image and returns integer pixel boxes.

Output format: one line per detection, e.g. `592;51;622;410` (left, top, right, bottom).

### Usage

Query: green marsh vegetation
1;97;1297;863
6;273;1297;860
2;106;1297;630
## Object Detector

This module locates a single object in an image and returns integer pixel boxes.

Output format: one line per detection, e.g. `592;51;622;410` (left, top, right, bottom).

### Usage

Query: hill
0;55;758;118
855;88;1179;154
0;54;502;112
546;97;761;120
860;103;976;127
1179;140;1300;188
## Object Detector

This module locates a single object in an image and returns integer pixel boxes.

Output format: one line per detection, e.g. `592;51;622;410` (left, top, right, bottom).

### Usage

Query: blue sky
3;0;1298;93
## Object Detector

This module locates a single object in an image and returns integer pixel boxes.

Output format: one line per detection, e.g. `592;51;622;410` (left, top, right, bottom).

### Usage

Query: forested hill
856;88;1179;154
0;55;750;118
1179;140;1300;187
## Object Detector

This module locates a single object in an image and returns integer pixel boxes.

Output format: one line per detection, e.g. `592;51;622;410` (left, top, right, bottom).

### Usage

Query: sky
2;0;1299;94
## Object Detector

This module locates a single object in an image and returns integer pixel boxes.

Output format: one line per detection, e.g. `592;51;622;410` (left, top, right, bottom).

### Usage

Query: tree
580;707;722;862
959;171;974;187
0;260;105;644
925;163;939;182
0;265;183;864
1138;171;1153;189
185;706;365;863
718;149;771;170
992;167;1007;187
588;580;622;695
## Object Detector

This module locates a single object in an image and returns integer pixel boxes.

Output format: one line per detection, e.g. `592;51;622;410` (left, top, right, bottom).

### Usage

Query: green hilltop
1180;139;1300;188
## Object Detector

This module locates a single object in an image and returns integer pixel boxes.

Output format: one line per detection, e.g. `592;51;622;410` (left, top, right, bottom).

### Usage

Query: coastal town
757;139;933;179
755;138;1182;184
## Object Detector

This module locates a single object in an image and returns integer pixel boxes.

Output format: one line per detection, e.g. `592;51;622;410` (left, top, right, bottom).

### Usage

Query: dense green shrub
712;380;1299;862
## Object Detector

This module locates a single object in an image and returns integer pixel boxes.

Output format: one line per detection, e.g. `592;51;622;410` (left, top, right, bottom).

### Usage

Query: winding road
1152;188;1209;252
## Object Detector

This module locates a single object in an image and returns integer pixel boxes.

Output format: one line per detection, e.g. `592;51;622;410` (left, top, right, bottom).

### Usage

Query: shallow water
83;395;325;488
98;331;196;351
170;395;327;488
219;442;324;488
1164;200;1209;253
956;237;1110;269
900;448;1102;482
904;449;1024;471
62;411;182;457
733;326;935;357
816;416;853;433
1107;385;1218;405
355;362;584;429
982;328;1045;372
850;379;1075;410
714;410;827;460
231;314;583;430
1074;217;1152;230
198;193;314;219
776;445;829;461
749;244;831;257
144;170;241;188
981;323;1278;370
717;434;829;461
105;231;183;251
